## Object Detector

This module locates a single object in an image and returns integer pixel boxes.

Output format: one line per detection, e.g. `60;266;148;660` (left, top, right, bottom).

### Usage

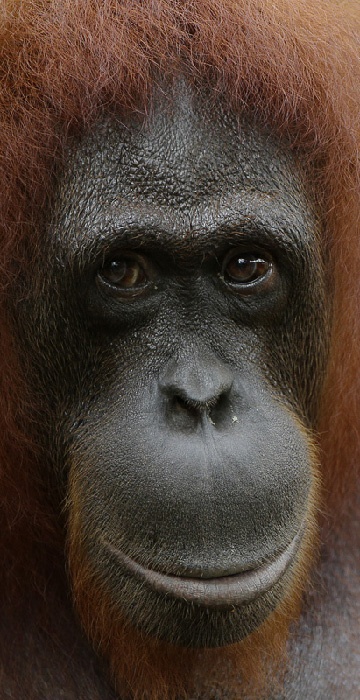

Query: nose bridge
160;347;233;407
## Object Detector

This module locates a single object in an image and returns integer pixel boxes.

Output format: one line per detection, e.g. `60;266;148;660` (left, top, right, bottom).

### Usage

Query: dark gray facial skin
16;84;330;648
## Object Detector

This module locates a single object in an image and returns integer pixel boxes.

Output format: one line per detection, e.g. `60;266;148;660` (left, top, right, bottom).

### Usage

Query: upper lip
103;524;304;609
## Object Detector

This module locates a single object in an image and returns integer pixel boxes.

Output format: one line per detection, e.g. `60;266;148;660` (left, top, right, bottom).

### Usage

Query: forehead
53;84;316;249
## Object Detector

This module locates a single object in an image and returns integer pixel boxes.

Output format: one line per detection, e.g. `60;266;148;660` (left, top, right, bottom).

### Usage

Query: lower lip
103;526;304;609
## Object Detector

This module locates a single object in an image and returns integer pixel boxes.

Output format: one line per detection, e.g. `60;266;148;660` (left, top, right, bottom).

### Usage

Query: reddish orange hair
0;0;359;697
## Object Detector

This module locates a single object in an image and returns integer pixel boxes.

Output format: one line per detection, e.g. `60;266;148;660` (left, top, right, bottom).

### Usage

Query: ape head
1;2;360;700
19;83;326;647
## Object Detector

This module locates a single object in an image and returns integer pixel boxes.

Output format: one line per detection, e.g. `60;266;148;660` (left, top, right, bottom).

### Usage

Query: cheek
263;290;331;423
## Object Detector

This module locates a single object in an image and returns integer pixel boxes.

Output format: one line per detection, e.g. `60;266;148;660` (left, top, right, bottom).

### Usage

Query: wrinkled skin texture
10;86;345;697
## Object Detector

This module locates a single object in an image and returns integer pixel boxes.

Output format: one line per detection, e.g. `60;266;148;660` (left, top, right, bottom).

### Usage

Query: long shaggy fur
1;1;360;698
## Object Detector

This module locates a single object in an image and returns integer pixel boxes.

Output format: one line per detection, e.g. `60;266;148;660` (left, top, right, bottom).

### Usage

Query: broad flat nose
159;352;233;429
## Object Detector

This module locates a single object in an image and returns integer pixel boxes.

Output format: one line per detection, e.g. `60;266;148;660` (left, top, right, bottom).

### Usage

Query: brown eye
98;255;149;295
224;252;271;286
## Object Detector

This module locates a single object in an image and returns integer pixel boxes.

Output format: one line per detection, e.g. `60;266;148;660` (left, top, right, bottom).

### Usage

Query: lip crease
103;524;304;609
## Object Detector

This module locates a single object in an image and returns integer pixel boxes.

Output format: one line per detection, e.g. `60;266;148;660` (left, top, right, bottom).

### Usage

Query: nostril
208;391;231;425
173;394;199;418
173;395;187;411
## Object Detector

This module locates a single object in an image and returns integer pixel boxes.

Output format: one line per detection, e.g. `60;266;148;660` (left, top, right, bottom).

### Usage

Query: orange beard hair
67;437;319;700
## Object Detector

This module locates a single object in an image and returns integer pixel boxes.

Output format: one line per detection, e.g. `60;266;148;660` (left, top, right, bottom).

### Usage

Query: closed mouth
103;524;304;609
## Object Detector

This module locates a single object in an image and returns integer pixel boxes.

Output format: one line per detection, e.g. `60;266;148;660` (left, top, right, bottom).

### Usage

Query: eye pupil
106;260;127;283
225;254;270;284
